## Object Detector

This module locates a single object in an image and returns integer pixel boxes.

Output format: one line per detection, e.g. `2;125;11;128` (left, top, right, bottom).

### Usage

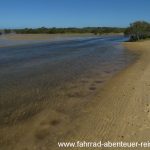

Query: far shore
2;33;95;41
0;33;123;48
0;33;96;48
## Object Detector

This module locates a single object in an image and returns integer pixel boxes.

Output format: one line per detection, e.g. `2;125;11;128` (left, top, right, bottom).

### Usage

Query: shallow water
0;35;136;125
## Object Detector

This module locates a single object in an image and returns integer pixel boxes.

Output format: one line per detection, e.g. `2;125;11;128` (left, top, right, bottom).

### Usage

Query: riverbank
59;40;150;150
52;40;150;150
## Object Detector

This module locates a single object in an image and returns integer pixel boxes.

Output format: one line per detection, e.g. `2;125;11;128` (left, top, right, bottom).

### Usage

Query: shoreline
1;40;149;149
51;40;150;149
61;40;150;149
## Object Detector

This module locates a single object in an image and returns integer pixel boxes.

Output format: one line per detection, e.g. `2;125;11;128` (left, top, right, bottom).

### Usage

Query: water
0;35;136;125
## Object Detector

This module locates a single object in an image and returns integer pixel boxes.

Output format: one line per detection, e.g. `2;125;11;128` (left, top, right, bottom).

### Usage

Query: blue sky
1;0;150;28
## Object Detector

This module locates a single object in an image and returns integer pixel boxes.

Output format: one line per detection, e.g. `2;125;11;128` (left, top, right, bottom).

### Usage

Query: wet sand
0;37;142;150
53;40;150;150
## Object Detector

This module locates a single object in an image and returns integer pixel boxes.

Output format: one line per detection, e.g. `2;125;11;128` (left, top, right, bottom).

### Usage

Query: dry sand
1;40;150;150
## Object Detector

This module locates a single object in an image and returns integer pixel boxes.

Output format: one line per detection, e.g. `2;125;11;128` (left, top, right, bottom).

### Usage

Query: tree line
0;27;125;35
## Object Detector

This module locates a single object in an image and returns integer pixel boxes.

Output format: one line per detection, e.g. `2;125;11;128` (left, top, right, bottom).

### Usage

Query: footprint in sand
145;104;150;118
89;87;96;91
50;119;61;126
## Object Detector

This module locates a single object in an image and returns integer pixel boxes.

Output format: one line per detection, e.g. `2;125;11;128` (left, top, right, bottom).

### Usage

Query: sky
0;0;150;28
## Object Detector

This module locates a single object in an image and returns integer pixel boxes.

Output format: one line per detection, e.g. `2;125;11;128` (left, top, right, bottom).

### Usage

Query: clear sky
1;0;150;28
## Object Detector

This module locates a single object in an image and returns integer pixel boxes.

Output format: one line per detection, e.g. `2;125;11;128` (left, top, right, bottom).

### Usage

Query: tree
124;21;150;41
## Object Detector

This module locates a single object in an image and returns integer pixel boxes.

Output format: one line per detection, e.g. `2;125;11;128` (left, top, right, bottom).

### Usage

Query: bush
124;21;150;41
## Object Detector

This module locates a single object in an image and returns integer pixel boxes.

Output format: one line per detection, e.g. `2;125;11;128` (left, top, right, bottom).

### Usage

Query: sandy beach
49;40;150;150
1;40;150;150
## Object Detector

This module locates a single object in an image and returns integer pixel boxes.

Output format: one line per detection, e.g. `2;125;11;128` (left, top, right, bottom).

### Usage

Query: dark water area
0;35;136;124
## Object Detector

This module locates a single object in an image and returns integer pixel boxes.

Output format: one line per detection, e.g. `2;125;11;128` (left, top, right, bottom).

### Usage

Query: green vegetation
2;21;150;41
15;27;125;34
124;21;150;41
0;27;125;35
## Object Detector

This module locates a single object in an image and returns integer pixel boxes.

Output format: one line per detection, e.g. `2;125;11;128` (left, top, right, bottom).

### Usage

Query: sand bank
0;33;123;48
3;33;95;41
0;33;96;47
